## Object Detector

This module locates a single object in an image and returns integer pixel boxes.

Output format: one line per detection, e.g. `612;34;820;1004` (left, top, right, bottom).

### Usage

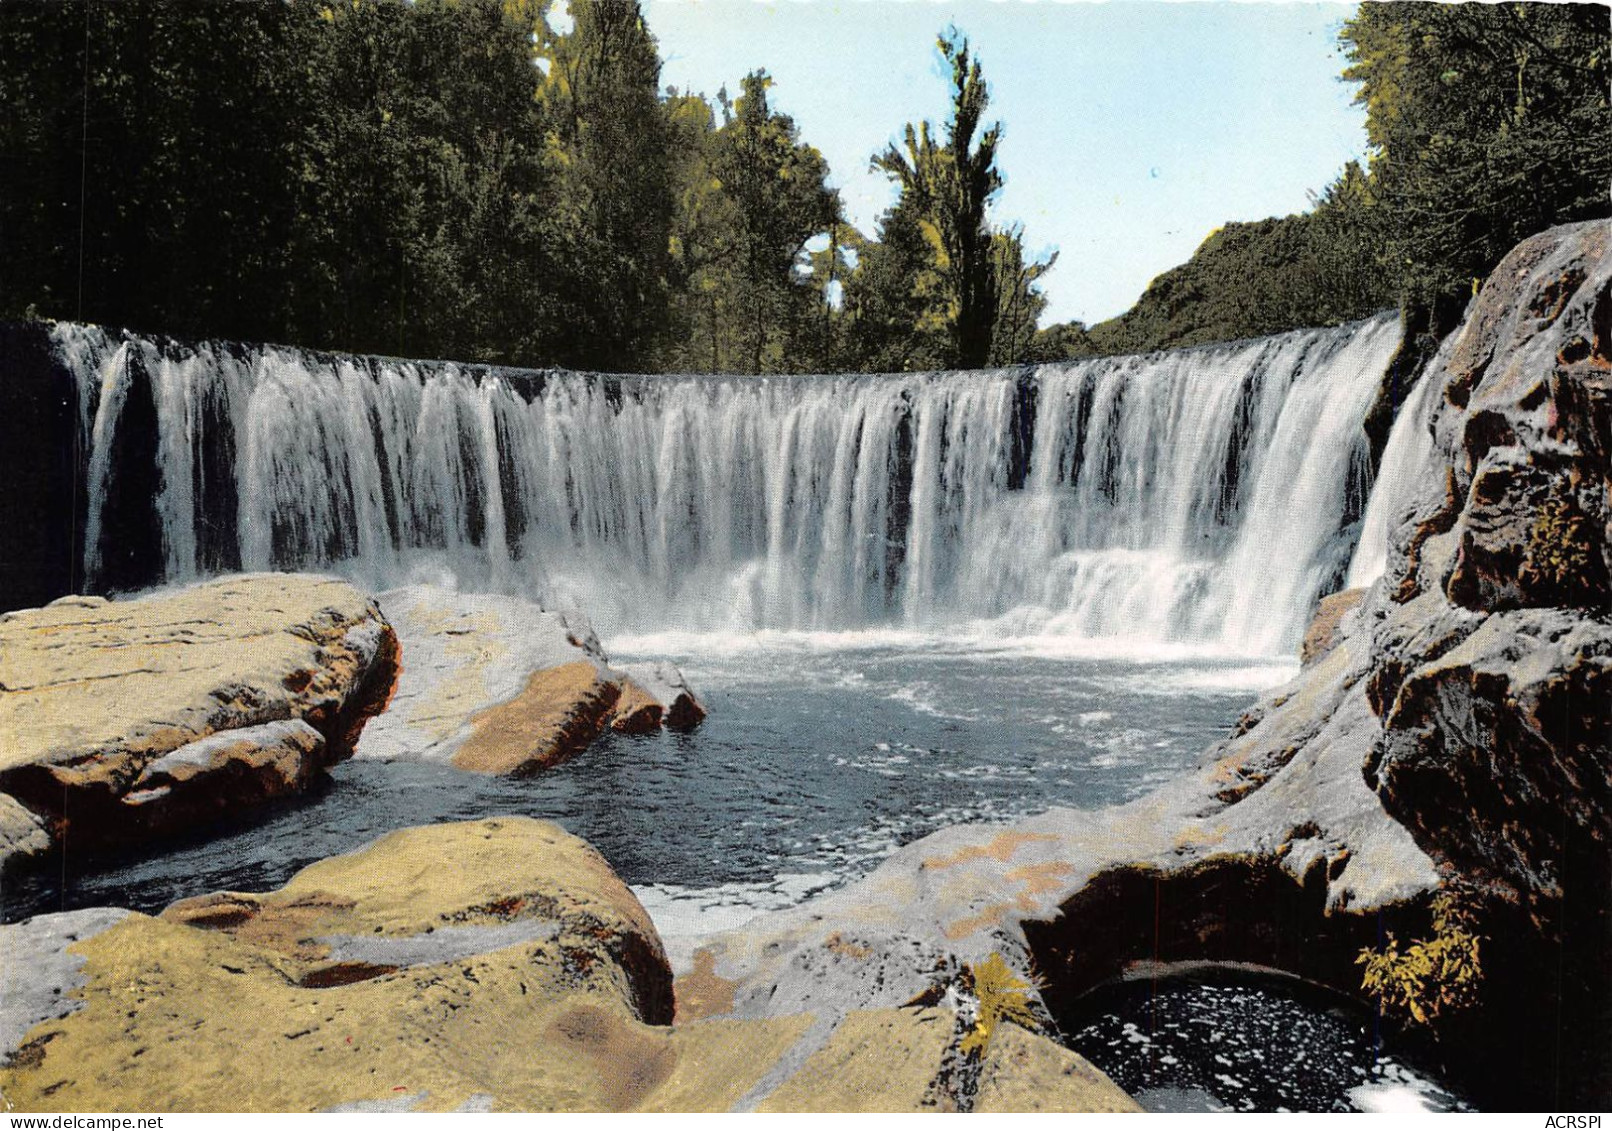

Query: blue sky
640;0;1371;326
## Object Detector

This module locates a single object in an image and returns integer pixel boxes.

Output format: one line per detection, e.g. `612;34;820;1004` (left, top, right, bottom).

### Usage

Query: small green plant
958;953;1042;1056
1521;496;1598;600
1357;890;1483;1026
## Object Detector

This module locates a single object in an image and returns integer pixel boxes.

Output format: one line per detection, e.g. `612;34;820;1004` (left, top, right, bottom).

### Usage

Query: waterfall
50;314;1405;655
1344;357;1443;590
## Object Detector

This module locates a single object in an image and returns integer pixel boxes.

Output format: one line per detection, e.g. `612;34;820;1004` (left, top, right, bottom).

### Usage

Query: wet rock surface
1364;221;1612;905
0;575;399;867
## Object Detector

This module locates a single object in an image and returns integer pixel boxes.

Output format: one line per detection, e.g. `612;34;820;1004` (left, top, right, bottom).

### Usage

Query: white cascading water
1344;352;1443;589
53;314;1404;655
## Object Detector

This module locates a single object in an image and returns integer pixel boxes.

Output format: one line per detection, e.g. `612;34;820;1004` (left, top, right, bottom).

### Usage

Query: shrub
1357;890;1483;1025
959;953;1042;1056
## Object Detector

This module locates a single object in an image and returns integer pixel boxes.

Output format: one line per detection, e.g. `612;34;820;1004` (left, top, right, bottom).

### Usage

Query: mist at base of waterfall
1;639;1281;927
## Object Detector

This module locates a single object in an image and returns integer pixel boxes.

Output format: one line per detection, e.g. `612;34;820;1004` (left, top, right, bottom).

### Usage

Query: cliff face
1362;219;1610;905
1352;219;1611;1107
1214;218;1610;1105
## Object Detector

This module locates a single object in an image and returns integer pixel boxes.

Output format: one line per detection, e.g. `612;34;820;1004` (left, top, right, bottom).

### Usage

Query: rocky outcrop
1345;222;1611;1107
0;793;51;865
609;663;707;735
0;575;399;869
1362;220;1611;906
0;818;1135;1113
1299;588;1365;665
354;586;703;774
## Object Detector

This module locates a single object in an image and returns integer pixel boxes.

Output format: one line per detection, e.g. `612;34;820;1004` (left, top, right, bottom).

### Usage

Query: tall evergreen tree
660;73;840;373
987;228;1053;366
840;202;951;372
711;72;840;372
871;28;1004;369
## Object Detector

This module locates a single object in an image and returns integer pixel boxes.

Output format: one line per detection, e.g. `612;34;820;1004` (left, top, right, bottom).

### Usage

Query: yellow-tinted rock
0;575;398;854
756;1008;955;1112
974;1022;1142;1112
452;662;621;775
608;678;664;734
640;1016;814;1112
1300;588;1365;666
2;817;1153;1113
0;818;672;1112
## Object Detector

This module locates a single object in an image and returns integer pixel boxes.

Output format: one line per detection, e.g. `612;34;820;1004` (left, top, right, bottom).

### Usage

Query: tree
840;201;951;372
0;1;321;343
1341;2;1611;329
660;73;841;373
988;227;1054;365
710;72;841;372
870;28;1008;369
536;0;673;371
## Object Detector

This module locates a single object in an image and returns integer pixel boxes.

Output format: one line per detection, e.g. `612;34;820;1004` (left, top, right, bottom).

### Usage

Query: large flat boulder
0;575;399;866
354;586;703;774
0;818;1135;1113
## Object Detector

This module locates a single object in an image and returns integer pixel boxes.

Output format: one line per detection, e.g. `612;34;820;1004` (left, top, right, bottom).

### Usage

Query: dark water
2;639;1278;929
1066;973;1470;1113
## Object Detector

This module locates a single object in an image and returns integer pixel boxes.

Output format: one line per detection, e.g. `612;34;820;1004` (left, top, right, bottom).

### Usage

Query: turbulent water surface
2;637;1278;931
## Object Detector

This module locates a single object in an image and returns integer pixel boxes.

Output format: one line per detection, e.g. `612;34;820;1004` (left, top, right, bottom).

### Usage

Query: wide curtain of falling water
56;313;1404;655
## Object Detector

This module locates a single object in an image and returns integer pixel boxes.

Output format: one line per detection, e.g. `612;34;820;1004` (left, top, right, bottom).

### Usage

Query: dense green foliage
1043;2;1610;359
1;0;1604;371
658;72;840;373
0;0;1042;372
837;30;1052;372
1065;165;1391;356
1343;2;1611;327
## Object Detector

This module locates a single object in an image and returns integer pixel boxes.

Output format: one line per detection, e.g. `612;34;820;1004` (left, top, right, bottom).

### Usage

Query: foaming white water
55;315;1403;654
1345;362;1441;588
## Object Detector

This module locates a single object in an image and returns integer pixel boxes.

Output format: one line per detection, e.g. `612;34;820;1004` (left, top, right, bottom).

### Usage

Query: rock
0;818;671;1110
1368;610;1611;900
0;793;50;869
973;1022;1141;1113
609;677;667;734
748;1007;954;1112
1346;221;1612;1108
0;907;130;1058
1428;221;1612;614
0;818;1134;1112
1300;588;1365;666
356;586;701;773
1359;220;1612;905
614;662;707;732
0;574;399;861
452;661;622;774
